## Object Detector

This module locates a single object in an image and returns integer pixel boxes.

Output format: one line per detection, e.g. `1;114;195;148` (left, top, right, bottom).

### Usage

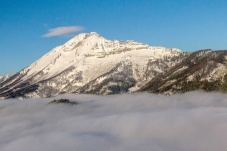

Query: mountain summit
1;33;227;99
0;32;183;98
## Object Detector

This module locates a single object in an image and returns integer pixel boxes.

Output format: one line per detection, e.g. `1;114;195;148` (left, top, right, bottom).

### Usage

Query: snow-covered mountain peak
2;32;227;98
56;32;182;57
60;32;106;53
68;32;103;42
0;32;187;98
20;32;184;80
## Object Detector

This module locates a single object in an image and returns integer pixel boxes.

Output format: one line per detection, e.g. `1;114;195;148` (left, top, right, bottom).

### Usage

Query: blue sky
0;0;227;76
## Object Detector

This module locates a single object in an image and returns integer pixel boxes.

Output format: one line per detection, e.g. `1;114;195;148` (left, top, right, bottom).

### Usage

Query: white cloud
42;26;84;37
0;91;227;151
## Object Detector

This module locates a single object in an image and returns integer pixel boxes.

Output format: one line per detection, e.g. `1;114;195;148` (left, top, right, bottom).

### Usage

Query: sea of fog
0;91;227;151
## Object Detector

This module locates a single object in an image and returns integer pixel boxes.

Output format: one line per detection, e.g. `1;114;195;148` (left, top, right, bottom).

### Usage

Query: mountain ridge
1;32;226;99
139;49;227;94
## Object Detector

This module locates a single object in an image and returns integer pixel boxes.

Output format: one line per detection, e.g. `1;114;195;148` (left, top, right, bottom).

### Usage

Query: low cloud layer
0;91;227;151
42;26;84;37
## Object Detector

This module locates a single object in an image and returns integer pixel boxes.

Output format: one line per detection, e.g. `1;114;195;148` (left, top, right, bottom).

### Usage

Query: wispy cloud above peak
42;26;84;37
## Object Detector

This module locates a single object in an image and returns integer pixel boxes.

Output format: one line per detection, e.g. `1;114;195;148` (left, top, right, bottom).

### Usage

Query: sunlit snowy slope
0;32;183;98
2;32;226;99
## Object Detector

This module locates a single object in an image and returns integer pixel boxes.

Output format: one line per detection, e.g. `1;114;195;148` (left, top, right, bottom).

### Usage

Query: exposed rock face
140;49;227;94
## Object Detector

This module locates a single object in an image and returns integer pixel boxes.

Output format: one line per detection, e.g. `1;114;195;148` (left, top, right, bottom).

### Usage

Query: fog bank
0;91;227;151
